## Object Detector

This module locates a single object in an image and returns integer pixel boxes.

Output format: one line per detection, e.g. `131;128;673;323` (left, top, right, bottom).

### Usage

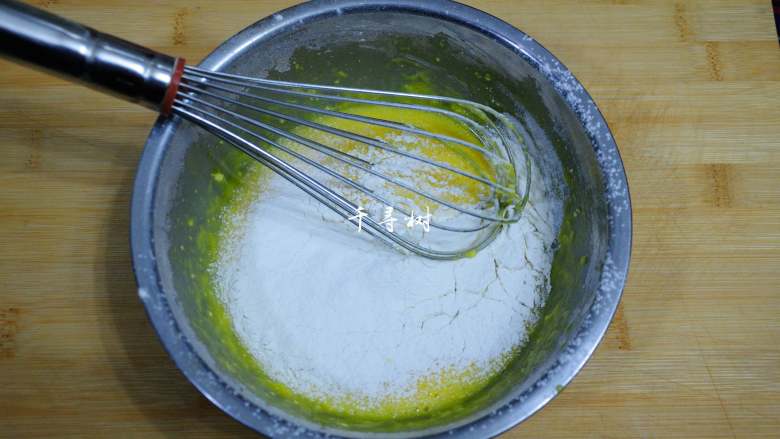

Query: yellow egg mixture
212;101;562;423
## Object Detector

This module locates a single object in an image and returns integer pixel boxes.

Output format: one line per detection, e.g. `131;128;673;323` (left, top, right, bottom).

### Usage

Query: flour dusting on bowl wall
132;1;632;438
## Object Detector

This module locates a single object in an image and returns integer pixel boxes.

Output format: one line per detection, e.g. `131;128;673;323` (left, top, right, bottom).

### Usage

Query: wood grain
0;0;778;437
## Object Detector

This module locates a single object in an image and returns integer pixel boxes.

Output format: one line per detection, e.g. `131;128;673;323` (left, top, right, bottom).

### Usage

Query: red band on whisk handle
160;58;186;117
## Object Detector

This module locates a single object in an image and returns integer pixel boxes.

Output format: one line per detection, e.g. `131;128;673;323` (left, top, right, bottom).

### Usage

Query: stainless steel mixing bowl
130;1;632;437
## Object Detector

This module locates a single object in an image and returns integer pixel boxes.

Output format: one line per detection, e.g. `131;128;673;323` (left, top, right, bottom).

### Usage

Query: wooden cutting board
1;0;778;437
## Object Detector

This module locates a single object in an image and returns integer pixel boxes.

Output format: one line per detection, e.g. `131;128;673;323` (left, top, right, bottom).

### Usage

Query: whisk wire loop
173;66;530;259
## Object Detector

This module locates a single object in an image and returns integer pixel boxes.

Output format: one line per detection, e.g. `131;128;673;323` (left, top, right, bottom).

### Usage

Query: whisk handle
0;0;184;115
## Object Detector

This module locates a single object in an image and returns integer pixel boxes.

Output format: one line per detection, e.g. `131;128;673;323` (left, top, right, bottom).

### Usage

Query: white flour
214;124;564;409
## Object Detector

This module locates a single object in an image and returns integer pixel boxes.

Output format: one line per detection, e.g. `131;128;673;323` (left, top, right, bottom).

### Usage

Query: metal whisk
0;0;529;259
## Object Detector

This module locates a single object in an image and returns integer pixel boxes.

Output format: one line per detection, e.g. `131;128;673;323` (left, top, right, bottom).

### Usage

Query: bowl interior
147;6;610;437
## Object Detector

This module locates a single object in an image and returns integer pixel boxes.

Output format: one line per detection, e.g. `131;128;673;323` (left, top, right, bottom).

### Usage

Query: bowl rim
130;0;633;437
